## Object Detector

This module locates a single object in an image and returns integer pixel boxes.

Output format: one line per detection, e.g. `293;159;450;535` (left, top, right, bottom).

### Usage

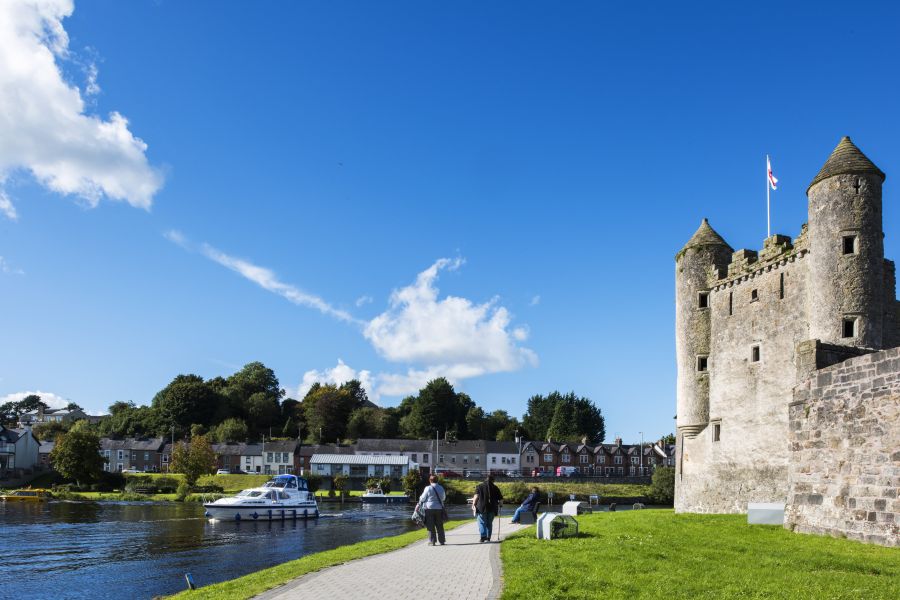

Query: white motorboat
361;486;409;504
204;474;319;521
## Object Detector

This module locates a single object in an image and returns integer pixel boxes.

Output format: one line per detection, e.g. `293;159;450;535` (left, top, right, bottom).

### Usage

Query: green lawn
445;479;650;504
166;520;466;600
500;510;899;600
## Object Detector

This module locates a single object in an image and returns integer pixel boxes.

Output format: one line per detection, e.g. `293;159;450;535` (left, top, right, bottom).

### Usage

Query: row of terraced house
66;436;673;479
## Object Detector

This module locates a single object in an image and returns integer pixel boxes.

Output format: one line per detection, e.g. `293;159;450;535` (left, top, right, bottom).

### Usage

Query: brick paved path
255;517;526;600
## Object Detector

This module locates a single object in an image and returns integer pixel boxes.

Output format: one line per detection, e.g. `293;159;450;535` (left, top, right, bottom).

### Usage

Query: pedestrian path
254;517;527;600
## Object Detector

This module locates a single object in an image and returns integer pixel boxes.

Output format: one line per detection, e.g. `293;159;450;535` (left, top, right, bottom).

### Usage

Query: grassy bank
166;520;466;600
444;479;651;504
500;510;899;599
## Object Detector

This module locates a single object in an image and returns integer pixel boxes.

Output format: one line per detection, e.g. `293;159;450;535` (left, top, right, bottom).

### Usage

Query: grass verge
165;520;466;600
500;510;899;599
445;479;651;504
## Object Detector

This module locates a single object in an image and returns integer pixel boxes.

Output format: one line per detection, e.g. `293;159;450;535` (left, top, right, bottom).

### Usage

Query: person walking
417;474;447;546
510;487;540;524
471;474;503;542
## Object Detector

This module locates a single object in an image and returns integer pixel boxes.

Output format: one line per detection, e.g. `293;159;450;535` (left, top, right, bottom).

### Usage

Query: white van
555;466;578;477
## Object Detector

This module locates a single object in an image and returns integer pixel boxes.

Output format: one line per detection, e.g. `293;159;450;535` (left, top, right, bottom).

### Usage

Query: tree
402;469;421;499
247;392;281;433
649;466;675;505
302;384;356;443
522;392;562;441
332;474;349;504
209;418;249;443
662;433;676;445
170;435;216;486
49;425;103;487
33;420;69;441
152;375;219;432
65;402;84;412
398;378;474;439
281;417;296;438
305;473;322;493
526;391;605;444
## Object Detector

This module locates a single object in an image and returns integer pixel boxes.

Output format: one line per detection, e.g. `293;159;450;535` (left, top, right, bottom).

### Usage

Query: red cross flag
767;155;778;190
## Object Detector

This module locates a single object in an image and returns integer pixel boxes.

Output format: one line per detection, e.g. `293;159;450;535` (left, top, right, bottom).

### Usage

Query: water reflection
0;501;454;599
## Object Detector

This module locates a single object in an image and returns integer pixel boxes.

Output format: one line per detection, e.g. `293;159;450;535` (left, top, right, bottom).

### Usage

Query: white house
263;440;298;475
310;454;409;483
240;443;263;474
485;440;520;473
0;425;40;478
354;439;433;470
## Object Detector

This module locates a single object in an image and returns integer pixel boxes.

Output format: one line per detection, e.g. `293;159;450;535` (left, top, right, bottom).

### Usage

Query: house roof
264;440;299;453
437;440;489;454
680;218;732;254
310;453;409;465
355;438;432;453
99;437;165;452
39;441;55;454
484;440;518;454
808;136;885;191
212;442;250;456
299;444;355;456
0;425;20;443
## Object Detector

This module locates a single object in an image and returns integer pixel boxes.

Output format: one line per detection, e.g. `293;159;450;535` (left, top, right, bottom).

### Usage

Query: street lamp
639;431;644;476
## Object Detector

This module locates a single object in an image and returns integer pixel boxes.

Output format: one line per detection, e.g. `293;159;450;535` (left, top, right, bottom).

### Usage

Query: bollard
185;573;196;591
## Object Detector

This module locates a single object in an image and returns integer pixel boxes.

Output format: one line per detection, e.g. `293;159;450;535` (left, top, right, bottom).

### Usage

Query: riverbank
500;510;900;599
165;519;469;600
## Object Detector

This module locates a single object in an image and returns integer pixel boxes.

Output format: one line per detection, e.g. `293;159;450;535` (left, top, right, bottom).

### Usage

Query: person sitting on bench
510;487;540;524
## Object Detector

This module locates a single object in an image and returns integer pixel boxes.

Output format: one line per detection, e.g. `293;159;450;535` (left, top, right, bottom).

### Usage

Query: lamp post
639;431;644;476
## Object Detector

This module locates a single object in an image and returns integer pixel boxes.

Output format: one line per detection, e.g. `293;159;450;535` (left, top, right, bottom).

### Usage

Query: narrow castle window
698;292;709;309
750;289;758;302
779;273;785;299
712;423;721;442
728;292;733;315
842;318;856;338
842;235;857;255
697;356;708;372
751;345;760;362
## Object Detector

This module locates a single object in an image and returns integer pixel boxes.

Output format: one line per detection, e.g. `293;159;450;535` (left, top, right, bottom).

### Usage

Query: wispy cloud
0;0;163;220
530;295;541;306
0;190;18;221
0;256;24;275
355;295;373;307
164;230;358;324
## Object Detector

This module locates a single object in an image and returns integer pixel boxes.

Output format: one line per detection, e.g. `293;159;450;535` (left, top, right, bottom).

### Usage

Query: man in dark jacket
471;474;504;542
510;487;540;524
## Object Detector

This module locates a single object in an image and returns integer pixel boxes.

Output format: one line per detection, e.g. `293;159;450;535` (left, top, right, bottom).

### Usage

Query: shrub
175;480;191;502
154;476;180;494
365;477;382;491
504;481;529;504
649;467;675;505
97;471;126;492
379;477;392;494
304;473;322;493
402;469;420;498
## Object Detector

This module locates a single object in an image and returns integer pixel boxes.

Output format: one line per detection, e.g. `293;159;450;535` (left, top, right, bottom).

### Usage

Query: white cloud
0;0;163;219
364;257;537;374
530;295;541;306
0;256;25;275
355;295;373;307
0;390;72;410
0;190;18;221
199;242;359;324
298;359;376;402
163;228;188;248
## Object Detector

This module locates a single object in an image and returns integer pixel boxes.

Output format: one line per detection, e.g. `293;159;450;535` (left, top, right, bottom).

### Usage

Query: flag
767;156;778;190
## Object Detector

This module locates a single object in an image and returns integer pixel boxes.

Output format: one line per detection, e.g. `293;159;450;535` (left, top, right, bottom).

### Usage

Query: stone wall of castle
677;242;811;513
785;347;900;547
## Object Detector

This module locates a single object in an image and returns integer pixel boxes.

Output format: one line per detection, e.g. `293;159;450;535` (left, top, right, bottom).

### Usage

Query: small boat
203;474;318;522
361;487;409;504
1;488;54;502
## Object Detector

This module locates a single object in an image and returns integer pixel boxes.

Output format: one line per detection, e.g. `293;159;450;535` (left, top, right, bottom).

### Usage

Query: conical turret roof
808;136;885;192
680;218;732;253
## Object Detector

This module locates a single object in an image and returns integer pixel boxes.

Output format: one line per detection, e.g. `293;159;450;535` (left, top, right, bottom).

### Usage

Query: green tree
65;402;84;412
529;391;605;444
209;418;249;442
662;433;676;445
332;474;349;504
649;466;675;505
33;420;70;441
302;384;356;443
402;469;421;499
170;434;216;486
522;392;562;441
304;473;322;493
49;425;103;487
152;374;219;432
398;378;475;439
378;477;392;495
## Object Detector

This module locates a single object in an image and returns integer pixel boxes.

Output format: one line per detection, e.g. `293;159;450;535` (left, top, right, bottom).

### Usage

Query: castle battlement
674;137;900;533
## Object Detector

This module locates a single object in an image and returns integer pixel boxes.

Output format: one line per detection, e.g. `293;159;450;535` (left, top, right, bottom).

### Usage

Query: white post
766;154;771;238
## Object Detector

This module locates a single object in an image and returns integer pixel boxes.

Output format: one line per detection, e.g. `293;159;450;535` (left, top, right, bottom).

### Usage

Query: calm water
1;500;470;599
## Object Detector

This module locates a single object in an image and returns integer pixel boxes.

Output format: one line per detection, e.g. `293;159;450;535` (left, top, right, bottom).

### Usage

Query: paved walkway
255;517;527;600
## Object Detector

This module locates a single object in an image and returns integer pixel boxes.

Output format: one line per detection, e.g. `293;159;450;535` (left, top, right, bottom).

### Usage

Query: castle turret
807;137;886;348
675;219;732;438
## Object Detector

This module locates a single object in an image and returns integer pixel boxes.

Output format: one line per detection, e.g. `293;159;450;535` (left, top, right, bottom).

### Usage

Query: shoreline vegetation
23;472;653;505
500;510;900;599
163;519;468;600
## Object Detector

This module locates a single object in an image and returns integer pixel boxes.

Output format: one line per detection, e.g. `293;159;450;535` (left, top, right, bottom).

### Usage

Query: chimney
615;436;622;446
581;436;588;445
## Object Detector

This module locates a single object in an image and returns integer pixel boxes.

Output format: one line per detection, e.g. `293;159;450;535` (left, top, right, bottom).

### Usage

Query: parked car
215;468;231;475
433;468;462;478
505;470;523;478
464;470;485;479
556;466;578;477
121;468;141;474
532;468;552;477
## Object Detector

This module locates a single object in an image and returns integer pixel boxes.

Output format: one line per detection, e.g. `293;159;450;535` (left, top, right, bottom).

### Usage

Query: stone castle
674;137;899;546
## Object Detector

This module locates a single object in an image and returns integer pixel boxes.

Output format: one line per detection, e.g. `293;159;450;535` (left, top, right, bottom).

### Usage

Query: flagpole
766;154;771;238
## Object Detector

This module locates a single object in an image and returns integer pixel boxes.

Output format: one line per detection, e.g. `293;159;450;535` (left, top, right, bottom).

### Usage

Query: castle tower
675;219;732;438
807;137;886;348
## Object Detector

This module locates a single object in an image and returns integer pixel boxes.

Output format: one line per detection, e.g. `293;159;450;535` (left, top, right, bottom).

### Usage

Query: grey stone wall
785;347;900;547
677;244;810;513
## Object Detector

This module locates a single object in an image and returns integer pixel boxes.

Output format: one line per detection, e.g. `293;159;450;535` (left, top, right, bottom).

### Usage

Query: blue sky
1;0;898;443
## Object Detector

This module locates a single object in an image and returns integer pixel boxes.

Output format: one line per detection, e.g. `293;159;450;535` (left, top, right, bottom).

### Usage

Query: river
1;500;471;599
